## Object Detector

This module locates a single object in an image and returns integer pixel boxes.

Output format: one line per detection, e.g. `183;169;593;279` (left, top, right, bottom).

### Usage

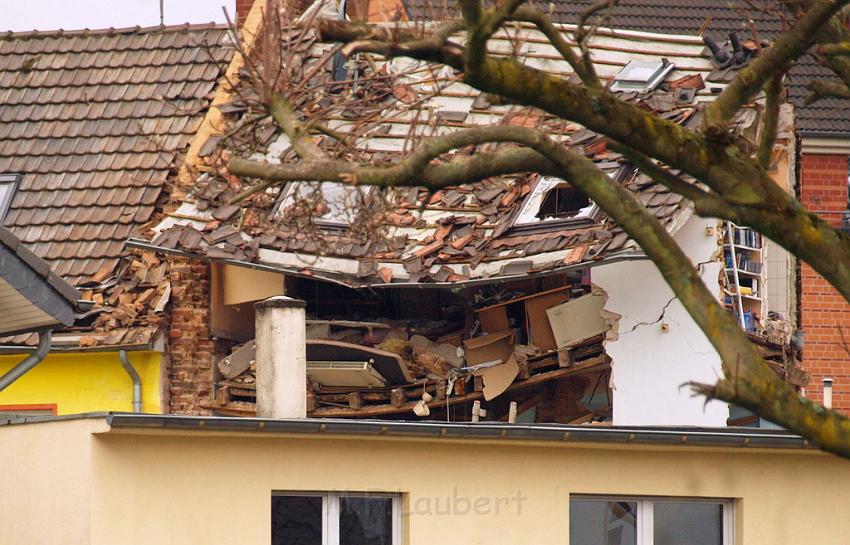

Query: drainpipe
0;331;52;392
119;350;142;413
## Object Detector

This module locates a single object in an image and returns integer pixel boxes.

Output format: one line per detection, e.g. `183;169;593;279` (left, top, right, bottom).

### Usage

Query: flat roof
0;412;811;450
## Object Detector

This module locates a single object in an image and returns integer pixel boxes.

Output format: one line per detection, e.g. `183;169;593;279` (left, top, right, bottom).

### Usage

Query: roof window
610;59;674;93
514;177;596;228
0;173;20;222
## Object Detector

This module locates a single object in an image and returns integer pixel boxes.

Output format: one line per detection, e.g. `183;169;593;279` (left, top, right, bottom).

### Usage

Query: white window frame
0;173;20;222
272;491;402;545
570;495;734;545
513;176;598;228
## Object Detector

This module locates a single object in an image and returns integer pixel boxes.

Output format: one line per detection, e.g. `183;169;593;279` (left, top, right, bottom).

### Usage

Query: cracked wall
594;215;728;426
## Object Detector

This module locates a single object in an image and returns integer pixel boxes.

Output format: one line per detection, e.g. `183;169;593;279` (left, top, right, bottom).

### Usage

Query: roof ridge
0;22;230;40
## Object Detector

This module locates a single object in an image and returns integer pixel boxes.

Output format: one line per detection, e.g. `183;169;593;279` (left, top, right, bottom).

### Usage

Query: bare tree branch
757;73;784;169
510;5;601;88
704;0;849;136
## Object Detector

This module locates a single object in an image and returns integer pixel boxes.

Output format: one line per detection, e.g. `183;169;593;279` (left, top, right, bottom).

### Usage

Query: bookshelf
722;222;766;331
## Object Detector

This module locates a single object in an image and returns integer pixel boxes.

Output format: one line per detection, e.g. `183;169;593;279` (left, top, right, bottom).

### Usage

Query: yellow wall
85;429;850;545
0;418;108;545
0;351;162;414
6;418;850;545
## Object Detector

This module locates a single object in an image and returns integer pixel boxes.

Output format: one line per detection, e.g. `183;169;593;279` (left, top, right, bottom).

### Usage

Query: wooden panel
478;306;509;333
221;263;284;305
546;290;607;349
524;291;569;350
210;263;255;341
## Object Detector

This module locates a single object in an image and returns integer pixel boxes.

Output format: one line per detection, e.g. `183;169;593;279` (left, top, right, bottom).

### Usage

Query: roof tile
0;24;232;287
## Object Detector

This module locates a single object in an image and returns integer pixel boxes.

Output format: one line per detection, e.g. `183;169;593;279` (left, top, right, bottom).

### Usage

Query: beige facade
3;416;850;545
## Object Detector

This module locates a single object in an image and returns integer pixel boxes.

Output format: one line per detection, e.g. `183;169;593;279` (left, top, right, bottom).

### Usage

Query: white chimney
255;296;307;419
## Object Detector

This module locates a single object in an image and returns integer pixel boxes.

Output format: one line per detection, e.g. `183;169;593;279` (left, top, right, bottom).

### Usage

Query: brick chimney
236;0;255;27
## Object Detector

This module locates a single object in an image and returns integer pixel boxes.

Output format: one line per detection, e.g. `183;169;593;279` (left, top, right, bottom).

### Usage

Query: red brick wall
168;257;214;415
800;153;850;410
236;0;254;27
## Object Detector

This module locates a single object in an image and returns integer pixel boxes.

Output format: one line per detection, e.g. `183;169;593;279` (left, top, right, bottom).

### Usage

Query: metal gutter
0;342;154;355
126;238;356;289
0;331;52;392
128;237;651;290
101;414;810;450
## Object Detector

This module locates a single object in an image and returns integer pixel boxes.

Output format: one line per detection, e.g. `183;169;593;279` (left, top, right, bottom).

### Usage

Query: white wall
5;0;236;32
594;215;729;426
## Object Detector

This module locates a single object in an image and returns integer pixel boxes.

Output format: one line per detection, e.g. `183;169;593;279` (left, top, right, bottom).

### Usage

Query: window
272;492;401;545
0;173;20;222
514;177;597;228
610;59;674;93
536;185;592;220
569;496;732;545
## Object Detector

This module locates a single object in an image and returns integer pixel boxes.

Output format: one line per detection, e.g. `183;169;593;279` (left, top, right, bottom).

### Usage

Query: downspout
0;331;52;392
119;350;142;413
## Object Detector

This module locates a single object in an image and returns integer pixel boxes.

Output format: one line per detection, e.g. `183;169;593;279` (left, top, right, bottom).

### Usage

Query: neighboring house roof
0;24;235;348
0;23;232;284
137;18;764;288
402;0;850;138
0;226;79;336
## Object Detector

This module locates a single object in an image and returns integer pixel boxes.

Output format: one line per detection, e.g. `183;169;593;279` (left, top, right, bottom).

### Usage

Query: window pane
654;502;723;545
570;500;637;545
339;495;393;545
272;495;323;545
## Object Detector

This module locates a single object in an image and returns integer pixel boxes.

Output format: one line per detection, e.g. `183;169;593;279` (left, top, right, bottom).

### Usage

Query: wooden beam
309;356;609;418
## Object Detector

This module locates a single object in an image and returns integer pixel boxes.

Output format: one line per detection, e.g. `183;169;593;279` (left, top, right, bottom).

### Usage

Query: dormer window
513;177;597;229
536;185;592;220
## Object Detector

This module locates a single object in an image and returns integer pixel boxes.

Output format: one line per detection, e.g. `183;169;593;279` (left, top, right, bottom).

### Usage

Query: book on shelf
724;252;762;274
728;227;761;249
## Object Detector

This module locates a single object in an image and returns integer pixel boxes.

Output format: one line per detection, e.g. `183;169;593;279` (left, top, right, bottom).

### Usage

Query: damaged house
129;2;803;427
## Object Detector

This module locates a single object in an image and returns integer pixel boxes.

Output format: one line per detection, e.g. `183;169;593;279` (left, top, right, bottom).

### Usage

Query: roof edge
98;414;811;450
0;22;229;39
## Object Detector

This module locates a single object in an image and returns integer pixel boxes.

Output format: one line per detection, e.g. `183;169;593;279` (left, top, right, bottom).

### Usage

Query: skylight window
275;182;372;227
0;173;20;223
610;58;674;93
514;177;596;228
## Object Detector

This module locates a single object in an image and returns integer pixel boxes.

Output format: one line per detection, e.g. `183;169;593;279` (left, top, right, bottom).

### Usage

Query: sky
4;0;236;32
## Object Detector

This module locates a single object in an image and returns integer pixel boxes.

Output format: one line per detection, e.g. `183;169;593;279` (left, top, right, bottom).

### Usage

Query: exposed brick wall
800;153;850;410
236;0;254;27
168;257;214;415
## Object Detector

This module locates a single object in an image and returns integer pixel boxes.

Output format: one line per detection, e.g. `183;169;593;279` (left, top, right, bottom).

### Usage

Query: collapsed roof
0;24;235;348
138;9;767;288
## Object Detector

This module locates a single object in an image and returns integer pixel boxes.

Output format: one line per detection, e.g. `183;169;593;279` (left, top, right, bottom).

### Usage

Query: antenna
159;0;164;25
